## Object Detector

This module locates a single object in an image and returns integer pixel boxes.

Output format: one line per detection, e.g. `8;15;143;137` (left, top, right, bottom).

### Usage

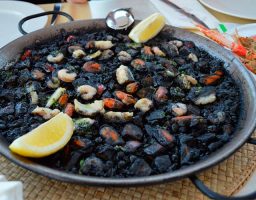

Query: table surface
37;0;255;197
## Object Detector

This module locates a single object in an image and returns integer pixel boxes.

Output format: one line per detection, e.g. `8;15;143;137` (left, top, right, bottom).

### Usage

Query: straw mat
0;132;255;200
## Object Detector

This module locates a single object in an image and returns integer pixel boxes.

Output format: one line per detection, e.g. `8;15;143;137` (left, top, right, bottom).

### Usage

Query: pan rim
0;19;255;186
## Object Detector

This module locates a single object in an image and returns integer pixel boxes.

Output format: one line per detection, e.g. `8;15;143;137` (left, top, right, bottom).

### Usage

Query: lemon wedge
9;112;74;158
129;13;165;43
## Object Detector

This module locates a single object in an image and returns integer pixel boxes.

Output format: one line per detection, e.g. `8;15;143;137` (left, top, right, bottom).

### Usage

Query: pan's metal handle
248;137;256;145
18;11;74;35
190;137;256;200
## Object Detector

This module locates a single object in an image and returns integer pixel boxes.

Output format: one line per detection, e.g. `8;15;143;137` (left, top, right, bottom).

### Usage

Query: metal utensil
106;8;134;30
51;3;62;25
161;0;210;29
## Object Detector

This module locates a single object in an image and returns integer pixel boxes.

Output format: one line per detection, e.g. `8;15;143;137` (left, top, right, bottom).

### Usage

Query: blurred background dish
199;0;256;20
0;1;47;48
230;23;256;37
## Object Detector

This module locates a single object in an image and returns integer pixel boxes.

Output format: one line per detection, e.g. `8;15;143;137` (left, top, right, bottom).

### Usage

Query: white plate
199;0;256;20
230;23;256;37
0;1;47;48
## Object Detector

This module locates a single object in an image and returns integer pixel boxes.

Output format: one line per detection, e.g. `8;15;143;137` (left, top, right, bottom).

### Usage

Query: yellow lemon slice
9;112;74;158
129;13;165;43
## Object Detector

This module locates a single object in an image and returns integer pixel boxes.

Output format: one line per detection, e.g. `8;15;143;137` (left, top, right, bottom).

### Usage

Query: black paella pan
0;19;256;200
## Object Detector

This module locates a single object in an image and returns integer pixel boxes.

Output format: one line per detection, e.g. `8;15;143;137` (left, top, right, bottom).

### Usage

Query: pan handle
18;11;74;35
190;137;256;200
248;137;256;145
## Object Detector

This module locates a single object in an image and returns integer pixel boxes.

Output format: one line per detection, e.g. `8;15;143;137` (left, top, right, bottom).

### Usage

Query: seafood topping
155;86;168;102
1;28;240;178
188;86;217;105
152;46;166;57
74;118;95;135
171;103;187;116
46;87;66;107
85;50;102;60
31;69;45;81
177;74;197;90
145;126;175;147
99;125;124;145
116;65;134;85
97;84;106;96
200;73;222;85
72;49;86;59
142;46;153;55
161;42;179;57
67;45;83;54
83;61;101;73
169;40;183;48
188;53;198;62
104;111;133;123
154;129;175;147
131;59;146;71
94;41;114;50
134;98;153;112
99;49;114;60
115;91;137;105
126;82;139;94
118;51;132;62
103;98;124;110
47;77;60;89
58;69;77;83
77;85;97;101
74;99;104;116
32;106;60;119
47;52;64;63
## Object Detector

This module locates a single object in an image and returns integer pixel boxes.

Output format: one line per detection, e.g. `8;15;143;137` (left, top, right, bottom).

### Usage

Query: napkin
150;0;219;29
0;175;23;200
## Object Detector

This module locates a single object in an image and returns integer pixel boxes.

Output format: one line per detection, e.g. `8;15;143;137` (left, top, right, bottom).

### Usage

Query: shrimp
32;106;60;119
47;52;64;63
57;69;77;83
77;85;97;100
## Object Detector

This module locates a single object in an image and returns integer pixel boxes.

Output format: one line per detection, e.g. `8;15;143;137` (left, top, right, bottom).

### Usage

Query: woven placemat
0;132;255;200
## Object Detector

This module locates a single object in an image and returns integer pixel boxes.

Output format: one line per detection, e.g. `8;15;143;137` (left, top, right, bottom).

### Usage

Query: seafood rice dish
0;29;241;177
